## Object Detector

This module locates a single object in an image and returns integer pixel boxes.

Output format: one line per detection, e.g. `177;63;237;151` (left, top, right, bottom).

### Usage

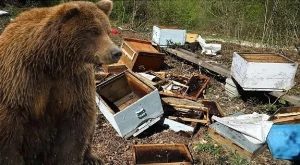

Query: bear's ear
96;0;113;16
60;4;80;23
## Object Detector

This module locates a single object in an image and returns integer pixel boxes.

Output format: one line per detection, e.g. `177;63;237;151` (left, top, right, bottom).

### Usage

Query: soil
91;30;299;165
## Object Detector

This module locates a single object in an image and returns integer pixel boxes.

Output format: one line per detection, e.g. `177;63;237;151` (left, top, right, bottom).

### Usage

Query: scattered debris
231;52;298;91
102;62;127;73
96;70;164;138
0;10;9;16
132;144;193;165
197;35;221;56
158;73;210;101
152;25;186;47
162;118;194;133
92;26;300;163
120;37;165;72
209;113;268;160
225;78;241;98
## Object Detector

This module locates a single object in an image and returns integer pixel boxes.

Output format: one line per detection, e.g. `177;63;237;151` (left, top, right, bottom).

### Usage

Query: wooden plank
166;48;300;106
168;116;207;124
169;104;208;112
275;112;300;117
161;97;204;107
269;91;300;106
273;115;300;124
165;48;231;78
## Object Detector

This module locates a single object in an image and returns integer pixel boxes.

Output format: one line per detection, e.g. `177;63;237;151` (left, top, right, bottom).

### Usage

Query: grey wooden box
96;70;164;138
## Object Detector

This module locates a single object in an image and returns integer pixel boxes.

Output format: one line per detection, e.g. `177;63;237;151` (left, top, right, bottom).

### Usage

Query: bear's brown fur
0;0;121;164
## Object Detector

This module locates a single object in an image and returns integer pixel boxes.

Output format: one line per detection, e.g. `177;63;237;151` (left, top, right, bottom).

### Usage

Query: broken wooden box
159;74;210;101
231;52;298;91
96;70;164;138
152;25;187;47
198;99;225;123
209;112;267;160
120;37;165;72
161;97;226;135
133;144;193;165
269;106;300;124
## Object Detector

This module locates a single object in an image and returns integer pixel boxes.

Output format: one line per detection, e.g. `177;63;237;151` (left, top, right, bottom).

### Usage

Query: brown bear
0;0;121;164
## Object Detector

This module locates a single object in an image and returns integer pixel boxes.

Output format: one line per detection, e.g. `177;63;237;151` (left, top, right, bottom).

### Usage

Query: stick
168;116;207;124
275;112;300;117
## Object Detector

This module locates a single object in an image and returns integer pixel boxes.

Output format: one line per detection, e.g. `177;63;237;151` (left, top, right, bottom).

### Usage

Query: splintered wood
162;97;211;126
269;106;300;124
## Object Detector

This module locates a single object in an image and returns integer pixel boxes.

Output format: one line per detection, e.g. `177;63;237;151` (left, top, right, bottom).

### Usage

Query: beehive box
209;113;267;160
96;70;164;138
152;25;186;47
133;144;193;165
120;37;165;72
185;33;199;43
231;52;298;91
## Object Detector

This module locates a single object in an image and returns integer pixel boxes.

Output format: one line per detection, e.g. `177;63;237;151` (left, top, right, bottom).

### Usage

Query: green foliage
194;142;222;155
229;151;250;165
3;0;300;46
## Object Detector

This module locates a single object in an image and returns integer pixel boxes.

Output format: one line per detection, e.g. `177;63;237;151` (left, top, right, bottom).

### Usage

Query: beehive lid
238;53;294;63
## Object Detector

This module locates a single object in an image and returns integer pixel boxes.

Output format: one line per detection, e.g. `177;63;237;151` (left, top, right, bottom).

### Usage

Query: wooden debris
168;116;207;124
162;97;204;107
273;115;300;124
169;104;208;112
275;112;300;117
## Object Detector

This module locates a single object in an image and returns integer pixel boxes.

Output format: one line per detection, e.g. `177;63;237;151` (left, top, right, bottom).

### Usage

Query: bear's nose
111;48;122;61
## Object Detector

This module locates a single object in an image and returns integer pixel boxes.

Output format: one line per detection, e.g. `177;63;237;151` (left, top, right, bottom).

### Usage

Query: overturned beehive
120;37;165;72
96;70;164;138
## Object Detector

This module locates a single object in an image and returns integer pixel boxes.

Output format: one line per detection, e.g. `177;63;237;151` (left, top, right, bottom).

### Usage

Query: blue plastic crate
267;124;300;160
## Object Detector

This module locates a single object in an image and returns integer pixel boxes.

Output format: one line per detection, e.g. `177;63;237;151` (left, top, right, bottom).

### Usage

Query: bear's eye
90;29;100;36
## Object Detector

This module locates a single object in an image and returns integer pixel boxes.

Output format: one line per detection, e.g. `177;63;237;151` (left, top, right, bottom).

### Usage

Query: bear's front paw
83;154;104;165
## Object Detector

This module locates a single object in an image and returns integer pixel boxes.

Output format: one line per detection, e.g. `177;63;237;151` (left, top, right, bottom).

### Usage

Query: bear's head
53;0;122;66
0;0;121;74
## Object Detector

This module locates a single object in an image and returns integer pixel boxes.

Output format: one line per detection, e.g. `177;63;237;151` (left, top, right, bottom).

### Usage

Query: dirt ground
91;30;300;165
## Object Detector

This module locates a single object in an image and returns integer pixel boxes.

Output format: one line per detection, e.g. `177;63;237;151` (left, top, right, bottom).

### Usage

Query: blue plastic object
267;124;300;160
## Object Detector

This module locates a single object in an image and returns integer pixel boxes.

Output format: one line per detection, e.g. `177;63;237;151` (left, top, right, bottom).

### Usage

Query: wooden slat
168;116;207;124
165;48;231;78
166;48;300;106
269;91;300;106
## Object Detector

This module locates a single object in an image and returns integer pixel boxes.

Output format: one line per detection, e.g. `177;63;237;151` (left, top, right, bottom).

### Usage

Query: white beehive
96;70;164;138
152;25;186;47
231;52;298;91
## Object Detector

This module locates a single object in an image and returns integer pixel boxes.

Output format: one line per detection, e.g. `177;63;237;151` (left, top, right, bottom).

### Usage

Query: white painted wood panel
152;26;186;47
231;52;298;91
